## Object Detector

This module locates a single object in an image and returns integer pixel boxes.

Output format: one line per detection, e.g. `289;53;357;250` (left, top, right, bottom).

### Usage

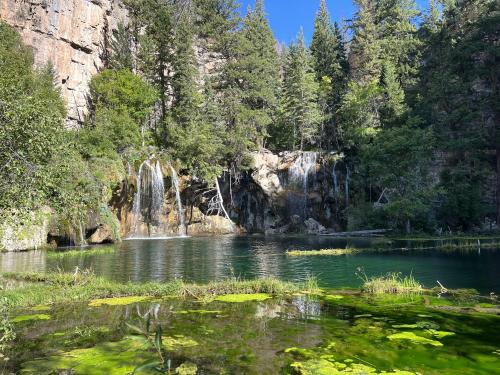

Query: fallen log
319;229;388;237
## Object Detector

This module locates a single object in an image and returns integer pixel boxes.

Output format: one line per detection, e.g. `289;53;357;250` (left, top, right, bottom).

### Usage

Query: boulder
187;215;237;235
88;224;115;244
0;208;51;251
304;218;327;234
251;149;282;198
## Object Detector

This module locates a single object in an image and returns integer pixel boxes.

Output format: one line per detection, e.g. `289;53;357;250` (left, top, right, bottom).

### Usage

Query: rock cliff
0;0;128;128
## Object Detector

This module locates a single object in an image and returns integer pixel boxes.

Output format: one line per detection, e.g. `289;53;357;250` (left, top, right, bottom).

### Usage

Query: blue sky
238;0;429;44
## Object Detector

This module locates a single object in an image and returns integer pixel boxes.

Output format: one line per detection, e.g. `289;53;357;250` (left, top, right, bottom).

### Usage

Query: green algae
426;329;455;339
88;296;152;307
173;309;221;315
12;314;51;323
20;336;154;375
324;294;345;302
31;305;51;311
163;335;198;351
175;362;198;375
387;332;443;346
392;321;439;330
214;293;271;303
289;358;418;374
287;248;356;256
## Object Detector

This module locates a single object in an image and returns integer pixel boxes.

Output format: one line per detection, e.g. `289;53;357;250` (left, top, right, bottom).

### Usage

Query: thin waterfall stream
170;166;186;236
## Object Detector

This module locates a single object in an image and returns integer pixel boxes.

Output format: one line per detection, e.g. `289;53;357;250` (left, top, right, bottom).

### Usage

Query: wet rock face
0;0;128;128
220;150;348;234
0;208;52;251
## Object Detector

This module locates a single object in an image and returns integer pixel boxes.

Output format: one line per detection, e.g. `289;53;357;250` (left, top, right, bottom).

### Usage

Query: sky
238;0;430;44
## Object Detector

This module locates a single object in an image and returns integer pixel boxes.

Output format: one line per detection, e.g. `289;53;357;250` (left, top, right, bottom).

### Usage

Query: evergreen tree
310;0;349;149
349;0;382;84
109;22;134;70
219;0;280;167
282;30;322;150
379;61;407;127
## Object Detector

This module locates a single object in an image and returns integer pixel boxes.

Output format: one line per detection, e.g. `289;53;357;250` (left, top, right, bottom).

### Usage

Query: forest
0;0;498;236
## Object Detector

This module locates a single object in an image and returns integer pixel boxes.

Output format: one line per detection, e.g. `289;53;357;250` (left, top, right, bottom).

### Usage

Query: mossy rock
88;296;152;307
387;331;443;346
12;314;51;323
21;336;155;374
214;293;271;303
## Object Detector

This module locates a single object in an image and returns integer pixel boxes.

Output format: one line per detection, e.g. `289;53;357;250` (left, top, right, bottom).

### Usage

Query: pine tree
282;30;322;150
380;61;407;126
349;0;382;84
219;0;280;167
109;22;134;70
310;0;349;149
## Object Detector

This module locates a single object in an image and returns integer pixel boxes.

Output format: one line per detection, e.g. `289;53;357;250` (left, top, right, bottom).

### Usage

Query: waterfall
332;160;339;196
288;152;318;218
130;159;165;236
170;166;186;236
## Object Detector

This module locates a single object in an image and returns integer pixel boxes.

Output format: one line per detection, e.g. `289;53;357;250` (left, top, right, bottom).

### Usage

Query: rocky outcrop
0;208;51;251
187;215;236;235
220;150;348;234
88;223;114;244
0;0;128;128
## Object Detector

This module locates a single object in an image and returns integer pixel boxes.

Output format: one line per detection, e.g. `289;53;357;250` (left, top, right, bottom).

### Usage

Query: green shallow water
7;294;500;374
1;235;499;293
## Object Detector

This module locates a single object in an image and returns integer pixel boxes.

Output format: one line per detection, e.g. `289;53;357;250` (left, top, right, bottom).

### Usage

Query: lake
2;235;499;294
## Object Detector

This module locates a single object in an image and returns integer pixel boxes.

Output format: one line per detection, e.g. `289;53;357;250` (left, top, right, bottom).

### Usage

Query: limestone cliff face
0;0;128;128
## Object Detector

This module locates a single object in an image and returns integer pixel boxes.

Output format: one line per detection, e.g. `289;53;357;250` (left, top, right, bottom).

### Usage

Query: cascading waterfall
332;160;339;196
130;159;165;236
170;166;186;236
288;152;318;218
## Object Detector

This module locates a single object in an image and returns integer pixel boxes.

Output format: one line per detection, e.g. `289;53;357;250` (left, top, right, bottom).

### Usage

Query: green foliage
360;125;436;231
219;0;280;163
89;68;157;125
278;31;322;151
0;22;66;217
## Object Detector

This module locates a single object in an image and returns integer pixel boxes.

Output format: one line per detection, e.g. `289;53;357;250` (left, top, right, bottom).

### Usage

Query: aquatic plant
303;274;321;294
0;297;15;364
126;319;171;373
89;296;152;307
11;314;51;323
46;246;116;258
21;336;154;374
286;248;356;256
0;271;297;309
357;269;423;295
214;293;271;303
386;331;443;346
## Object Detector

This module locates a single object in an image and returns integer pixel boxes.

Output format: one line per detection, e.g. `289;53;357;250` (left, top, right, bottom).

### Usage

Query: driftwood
319;229;388;237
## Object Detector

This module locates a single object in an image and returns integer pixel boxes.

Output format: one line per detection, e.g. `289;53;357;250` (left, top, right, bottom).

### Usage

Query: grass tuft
286;248;356;256
0;271;298;309
358;270;423;295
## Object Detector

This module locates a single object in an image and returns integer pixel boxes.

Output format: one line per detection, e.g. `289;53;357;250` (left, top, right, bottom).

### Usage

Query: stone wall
0;0;128;128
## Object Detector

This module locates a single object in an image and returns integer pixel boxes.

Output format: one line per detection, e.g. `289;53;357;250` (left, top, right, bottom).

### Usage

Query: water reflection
1;235;499;294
